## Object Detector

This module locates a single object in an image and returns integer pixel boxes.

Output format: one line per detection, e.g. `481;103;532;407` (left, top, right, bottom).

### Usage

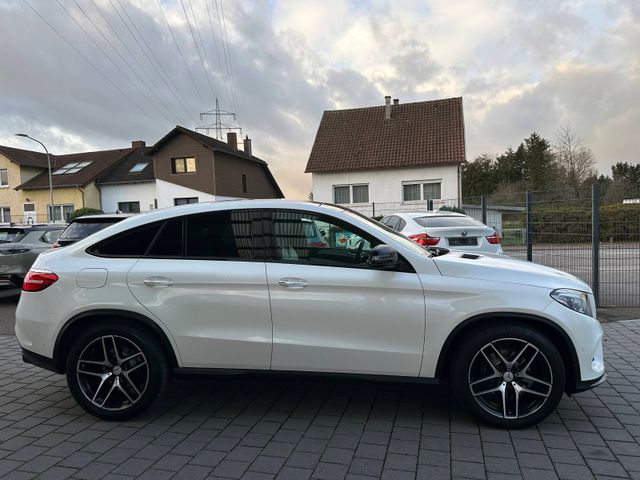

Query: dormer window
53;161;92;175
129;162;149;173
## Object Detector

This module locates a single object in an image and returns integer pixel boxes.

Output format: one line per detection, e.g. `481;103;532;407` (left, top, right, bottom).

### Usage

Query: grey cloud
471;64;640;173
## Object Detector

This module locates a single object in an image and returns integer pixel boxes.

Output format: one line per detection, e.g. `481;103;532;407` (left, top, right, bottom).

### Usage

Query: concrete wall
100;182;157;213
311;165;460;204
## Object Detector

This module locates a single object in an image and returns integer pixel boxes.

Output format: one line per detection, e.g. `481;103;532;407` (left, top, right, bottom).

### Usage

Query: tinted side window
147;218;183;257
42;230;63;244
386;216;400;231
268;210;379;268
91;224;161;256
397;218;406;231
186;211;253;259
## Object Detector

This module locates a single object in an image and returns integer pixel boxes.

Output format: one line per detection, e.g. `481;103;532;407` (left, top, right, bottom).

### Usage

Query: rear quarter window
89;223;162;257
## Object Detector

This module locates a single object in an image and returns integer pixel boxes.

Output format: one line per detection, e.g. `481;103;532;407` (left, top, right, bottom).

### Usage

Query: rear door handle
278;278;309;289
143;277;174;287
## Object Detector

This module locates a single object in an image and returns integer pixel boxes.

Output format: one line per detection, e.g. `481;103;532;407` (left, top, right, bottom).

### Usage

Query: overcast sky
1;0;638;198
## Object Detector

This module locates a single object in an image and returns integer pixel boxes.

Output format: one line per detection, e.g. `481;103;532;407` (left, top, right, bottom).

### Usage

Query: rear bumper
22;347;61;374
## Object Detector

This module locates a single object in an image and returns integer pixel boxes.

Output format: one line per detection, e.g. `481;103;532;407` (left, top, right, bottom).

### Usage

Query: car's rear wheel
451;324;565;428
66;322;170;420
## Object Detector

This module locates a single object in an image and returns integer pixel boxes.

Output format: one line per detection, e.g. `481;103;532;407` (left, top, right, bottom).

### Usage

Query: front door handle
278;278;309;289
143;277;174;287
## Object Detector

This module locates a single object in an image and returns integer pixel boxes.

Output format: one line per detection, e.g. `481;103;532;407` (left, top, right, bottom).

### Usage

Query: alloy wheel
468;338;553;420
76;335;149;411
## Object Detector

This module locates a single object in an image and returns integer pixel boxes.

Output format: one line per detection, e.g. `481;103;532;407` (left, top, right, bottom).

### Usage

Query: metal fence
343;184;640;308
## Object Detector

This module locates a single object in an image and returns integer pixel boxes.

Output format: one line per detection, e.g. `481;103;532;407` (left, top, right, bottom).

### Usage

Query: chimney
243;135;252;156
384;95;391;120
393;98;399;105
226;132;237;150
131;140;146;148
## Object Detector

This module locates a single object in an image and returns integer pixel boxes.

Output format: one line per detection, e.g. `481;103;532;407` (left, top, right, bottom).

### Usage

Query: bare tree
554;125;596;198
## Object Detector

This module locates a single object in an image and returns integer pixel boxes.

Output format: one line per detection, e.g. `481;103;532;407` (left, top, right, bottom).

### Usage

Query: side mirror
369;244;398;270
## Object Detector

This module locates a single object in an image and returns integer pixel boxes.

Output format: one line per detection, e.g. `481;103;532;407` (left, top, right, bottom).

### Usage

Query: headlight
550;289;593;317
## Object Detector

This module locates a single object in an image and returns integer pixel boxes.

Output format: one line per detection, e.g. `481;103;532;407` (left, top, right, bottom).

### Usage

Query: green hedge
530;204;640;243
68;207;103;222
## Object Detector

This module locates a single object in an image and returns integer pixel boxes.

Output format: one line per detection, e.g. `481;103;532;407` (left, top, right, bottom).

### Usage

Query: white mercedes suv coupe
15;200;605;428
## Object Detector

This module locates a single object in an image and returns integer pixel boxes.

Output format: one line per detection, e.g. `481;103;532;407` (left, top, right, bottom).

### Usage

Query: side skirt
173;367;440;385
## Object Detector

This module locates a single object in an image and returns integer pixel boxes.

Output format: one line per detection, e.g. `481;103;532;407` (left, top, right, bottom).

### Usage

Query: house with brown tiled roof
305;96;466;212
0;144;138;223
97;125;283;213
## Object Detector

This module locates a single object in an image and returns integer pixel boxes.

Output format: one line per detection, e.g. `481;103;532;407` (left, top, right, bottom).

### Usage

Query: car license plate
448;237;478;247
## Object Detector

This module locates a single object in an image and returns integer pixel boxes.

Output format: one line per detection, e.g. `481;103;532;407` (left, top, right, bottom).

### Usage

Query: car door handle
278;278;309;289
143;277;174;287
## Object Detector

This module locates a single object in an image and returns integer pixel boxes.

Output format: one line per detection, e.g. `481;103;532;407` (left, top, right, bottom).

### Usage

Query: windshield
414;215;485;228
59;220;119;240
338;208;430;257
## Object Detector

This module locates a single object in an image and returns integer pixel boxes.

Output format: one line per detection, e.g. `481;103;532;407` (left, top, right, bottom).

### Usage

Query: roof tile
305;97;466;173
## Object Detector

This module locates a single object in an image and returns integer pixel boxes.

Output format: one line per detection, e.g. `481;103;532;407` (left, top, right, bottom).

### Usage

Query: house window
402;181;441;202
0;169;8;187
47;204;74;223
118;201;141;213
174;197;198;206
171;157;196;174
332;184;369;204
0;207;10;223
242;174;247;194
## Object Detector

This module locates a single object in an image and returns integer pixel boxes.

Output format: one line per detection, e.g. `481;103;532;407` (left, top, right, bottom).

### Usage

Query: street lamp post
15;134;55;222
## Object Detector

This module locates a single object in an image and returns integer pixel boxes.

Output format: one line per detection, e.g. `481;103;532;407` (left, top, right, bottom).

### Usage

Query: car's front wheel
66;322;170;420
451;324;565;428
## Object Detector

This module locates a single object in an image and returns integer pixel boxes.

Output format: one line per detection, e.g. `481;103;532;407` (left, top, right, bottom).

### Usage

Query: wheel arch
434;312;581;393
53;309;179;373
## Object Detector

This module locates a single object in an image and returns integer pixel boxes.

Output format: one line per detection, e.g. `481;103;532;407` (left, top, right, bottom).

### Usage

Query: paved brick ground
1;320;639;480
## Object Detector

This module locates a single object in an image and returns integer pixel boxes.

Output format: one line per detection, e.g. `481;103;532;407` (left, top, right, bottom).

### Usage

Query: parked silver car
55;214;134;247
380;211;503;254
0;224;66;286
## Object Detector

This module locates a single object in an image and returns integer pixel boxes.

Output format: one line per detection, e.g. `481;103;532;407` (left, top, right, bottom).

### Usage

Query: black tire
451;323;565;429
66;321;170;420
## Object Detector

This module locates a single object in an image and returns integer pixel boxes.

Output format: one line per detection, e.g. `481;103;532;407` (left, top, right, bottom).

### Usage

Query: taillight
409;233;440;246
22;270;59;292
486;231;501;244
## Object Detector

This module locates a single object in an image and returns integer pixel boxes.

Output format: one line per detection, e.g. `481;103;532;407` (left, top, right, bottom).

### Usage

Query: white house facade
100;182;157;213
306;96;466;216
311;164;460;206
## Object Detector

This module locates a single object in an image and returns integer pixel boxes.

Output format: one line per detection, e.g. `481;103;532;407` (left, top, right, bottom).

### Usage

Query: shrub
438;205;466;214
530;204;640;243
68;207;103;222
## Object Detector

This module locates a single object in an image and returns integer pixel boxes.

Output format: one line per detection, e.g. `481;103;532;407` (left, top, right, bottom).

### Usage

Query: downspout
76;185;85;209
